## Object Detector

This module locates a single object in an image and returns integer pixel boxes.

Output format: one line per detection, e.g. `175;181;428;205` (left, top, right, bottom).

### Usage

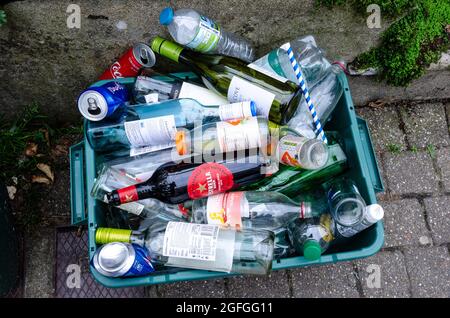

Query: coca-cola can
99;43;156;80
78;81;130;121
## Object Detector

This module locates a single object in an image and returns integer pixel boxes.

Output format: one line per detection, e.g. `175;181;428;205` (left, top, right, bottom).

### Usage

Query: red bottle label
99;47;142;80
117;185;139;204
187;163;234;200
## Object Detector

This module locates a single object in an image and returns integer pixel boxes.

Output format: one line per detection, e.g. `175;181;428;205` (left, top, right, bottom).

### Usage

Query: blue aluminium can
78;81;130;121
92;242;155;277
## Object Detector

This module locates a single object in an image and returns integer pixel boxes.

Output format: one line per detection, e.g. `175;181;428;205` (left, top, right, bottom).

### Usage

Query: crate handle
70;142;87;225
356;117;384;193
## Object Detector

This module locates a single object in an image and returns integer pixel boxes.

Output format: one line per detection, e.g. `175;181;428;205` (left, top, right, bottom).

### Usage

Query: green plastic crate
70;72;384;288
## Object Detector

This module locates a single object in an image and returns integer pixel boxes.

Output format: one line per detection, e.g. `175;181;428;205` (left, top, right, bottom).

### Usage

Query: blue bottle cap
160;7;174;25
250;101;257;116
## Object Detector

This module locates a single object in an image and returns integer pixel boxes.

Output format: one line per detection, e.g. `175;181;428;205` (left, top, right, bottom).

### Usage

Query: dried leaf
11;177;18;185
25;142;38;157
7;186;17;200
52;144;68;157
36;163;54;182
31;175;51;185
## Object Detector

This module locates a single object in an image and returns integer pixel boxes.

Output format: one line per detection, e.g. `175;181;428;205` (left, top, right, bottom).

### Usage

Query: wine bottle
151;36;303;125
86;98;257;152
95;222;275;275
105;152;268;206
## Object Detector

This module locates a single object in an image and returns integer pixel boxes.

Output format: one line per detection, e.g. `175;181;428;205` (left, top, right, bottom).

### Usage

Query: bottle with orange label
189;191;329;231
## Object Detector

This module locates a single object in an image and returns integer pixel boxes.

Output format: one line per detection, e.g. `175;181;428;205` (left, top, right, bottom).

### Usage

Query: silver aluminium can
78;90;109;121
92;242;136;277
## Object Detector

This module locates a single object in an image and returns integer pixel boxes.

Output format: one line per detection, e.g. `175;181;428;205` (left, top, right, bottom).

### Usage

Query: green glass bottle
151;36;303;125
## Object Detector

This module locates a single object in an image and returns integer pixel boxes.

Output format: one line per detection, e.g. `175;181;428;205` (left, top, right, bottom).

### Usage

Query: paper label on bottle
187;163;234;200
320;214;334;242
218;101;255;121
178;82;228;106
206;192;249;229
117;185;139;204
216;117;261;153
129;142;175;157
278;135;309;167
163;222;220;261
144;93;159;104
227;76;275;118
187;15;221;53
248;62;289;83
119;202;145;216
124;115;177;147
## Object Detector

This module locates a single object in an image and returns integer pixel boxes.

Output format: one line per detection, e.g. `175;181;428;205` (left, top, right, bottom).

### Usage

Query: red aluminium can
99;43;156;80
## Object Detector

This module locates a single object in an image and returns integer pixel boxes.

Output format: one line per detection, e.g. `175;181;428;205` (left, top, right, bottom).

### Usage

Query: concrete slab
383;151;440;195
155;278;226;298
436;147;450;192
403;247;450;298
290;262;360;298
355;251;411;298
423;196;450;245
227;270;290;298
399;103;450;149
381;199;430;248
356;106;406;154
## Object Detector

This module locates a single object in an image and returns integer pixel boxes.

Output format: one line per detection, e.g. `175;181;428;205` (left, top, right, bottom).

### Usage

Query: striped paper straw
280;43;328;144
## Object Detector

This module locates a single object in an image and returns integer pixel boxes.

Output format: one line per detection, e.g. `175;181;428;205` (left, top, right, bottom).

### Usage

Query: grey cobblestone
400;103;450;148
403;247;450;298
423;196;450;245
357;107;406;154
381;199;430;248
436;147;450;192
227;270;290;298
290;262;360;298
383;151;439;195
355;251;411;298
155;279;226;298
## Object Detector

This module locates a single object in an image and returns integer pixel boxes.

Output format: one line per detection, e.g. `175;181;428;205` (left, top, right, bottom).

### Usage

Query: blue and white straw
280;43;328;144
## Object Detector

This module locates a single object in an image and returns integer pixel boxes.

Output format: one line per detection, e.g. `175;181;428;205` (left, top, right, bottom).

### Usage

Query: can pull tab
87;97;102;115
140;48;149;65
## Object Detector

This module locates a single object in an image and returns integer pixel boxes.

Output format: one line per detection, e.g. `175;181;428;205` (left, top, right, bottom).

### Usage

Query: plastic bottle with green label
160;7;255;63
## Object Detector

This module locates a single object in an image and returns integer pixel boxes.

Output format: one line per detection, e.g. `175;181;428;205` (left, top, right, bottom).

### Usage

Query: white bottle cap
364;204;384;223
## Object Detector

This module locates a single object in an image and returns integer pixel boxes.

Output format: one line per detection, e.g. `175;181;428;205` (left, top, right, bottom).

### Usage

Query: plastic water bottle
159;7;255;63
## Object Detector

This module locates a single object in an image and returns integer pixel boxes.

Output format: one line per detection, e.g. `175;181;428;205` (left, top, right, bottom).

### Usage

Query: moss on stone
318;0;450;86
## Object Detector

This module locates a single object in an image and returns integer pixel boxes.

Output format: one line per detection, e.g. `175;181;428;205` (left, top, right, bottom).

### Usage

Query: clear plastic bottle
159;7;255;63
287;213;335;261
96;222;274;275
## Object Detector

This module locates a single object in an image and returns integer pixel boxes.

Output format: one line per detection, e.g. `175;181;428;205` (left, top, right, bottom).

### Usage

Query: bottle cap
175;131;188;155
95;228;132;245
365;204;384;223
159;7;174;25
303;240;322;261
249;101;257;116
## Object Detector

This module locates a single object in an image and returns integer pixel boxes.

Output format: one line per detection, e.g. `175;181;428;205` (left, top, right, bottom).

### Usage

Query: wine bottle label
278;135;309;168
216;117;261;153
187;15;221;53
206;192;250;229
187;163;234;200
119;202;145;216
178;82;228;106
144;93;159;104
117;185;139;204
227;76;275;118
163;222;220;261
124;115;177;147
247;62;289;83
129;142;175;157
218;101;255;121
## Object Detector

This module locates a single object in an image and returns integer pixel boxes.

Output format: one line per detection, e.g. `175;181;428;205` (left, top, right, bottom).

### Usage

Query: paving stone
382;199;430;248
23;228;55;298
423;196;450;245
290;262;360;298
156;279;226;298
383;151;439;195
357;107;406;154
403;247;450;298
355;251;411;298
400;103;450;148
446;103;450;134
436;147;450;192
227;270;290;298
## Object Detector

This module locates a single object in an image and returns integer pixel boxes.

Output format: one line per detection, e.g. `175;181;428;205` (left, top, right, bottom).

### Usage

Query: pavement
10;98;449;299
